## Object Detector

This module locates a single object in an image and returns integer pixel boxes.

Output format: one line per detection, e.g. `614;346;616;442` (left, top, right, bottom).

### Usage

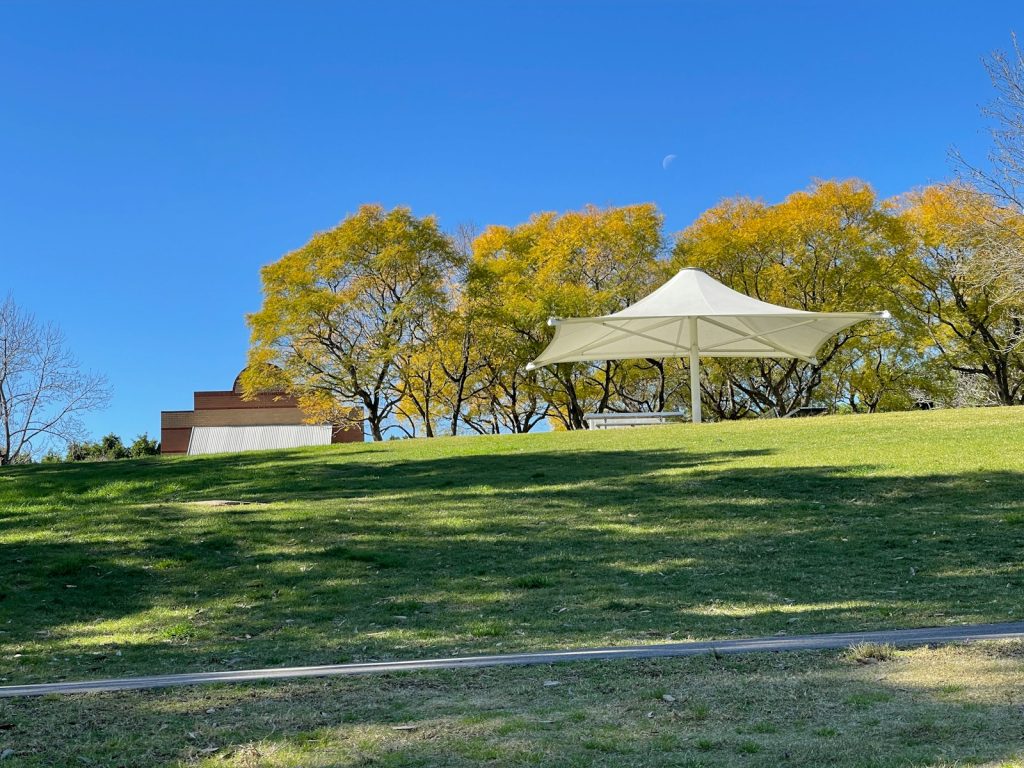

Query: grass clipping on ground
1;641;1023;767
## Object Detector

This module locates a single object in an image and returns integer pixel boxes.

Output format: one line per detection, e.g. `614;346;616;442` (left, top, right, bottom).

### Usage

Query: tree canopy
245;185;1024;439
244;204;464;441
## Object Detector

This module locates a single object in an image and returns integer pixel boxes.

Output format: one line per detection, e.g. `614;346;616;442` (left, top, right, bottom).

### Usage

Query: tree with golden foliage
896;183;1024;405
673;179;911;417
470;204;671;429
243;181;1024;438
243;205;463;441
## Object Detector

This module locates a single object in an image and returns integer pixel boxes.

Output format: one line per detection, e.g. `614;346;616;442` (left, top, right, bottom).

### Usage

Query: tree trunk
361;396;385;441
446;334;472;437
370;421;384;441
554;366;586;429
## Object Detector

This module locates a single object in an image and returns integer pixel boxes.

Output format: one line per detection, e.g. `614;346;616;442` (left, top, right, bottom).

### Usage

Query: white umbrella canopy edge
525;268;890;423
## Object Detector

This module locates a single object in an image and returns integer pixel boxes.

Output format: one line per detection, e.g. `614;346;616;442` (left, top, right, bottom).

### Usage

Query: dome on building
232;367;286;395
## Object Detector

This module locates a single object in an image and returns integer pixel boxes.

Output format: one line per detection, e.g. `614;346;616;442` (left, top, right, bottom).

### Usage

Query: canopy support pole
689;316;701;424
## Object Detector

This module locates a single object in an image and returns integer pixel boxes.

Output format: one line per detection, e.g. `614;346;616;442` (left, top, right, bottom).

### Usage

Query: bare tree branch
0;296;110;465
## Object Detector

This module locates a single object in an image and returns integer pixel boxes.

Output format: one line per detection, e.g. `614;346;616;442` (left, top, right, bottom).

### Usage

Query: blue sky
1;1;1020;442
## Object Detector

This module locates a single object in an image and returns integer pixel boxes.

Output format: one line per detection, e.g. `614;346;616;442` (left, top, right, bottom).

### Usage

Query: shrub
129;433;160;457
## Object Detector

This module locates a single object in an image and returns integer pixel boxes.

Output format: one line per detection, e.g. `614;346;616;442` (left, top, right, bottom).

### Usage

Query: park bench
781;406;829;418
584;411;688;429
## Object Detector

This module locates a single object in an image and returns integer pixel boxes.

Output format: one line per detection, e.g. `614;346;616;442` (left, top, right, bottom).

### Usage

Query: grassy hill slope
2;407;1023;685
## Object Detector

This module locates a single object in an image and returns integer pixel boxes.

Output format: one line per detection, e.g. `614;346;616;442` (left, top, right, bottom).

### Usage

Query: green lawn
3;407;1024;766
1;407;1022;687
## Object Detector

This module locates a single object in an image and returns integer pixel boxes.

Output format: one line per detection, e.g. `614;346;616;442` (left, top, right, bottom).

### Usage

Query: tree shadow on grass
0;445;774;508
0;447;1023;688
1;447;750;676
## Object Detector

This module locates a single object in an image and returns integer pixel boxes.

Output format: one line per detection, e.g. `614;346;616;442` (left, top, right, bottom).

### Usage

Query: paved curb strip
3;621;1023;698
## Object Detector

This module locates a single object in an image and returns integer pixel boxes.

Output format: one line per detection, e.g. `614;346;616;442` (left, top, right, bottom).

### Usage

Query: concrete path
3;621;1023;699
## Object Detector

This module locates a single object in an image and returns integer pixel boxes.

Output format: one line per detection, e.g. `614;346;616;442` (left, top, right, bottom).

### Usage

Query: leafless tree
954;34;1024;301
956;34;1024;209
965;219;1024;307
950;371;1002;409
0;296;110;465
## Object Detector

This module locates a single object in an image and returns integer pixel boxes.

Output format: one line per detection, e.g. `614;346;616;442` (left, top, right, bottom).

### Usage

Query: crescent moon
662;154;677;170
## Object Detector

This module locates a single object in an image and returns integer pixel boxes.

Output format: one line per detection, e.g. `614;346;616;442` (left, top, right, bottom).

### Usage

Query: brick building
160;371;362;455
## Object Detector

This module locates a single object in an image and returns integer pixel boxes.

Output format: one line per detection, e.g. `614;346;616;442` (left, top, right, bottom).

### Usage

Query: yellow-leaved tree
470;204;671;429
672;179;912;416
243;205;463;441
895;183;1024;405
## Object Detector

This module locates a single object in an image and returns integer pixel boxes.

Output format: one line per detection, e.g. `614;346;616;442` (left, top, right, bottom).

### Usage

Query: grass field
2;407;1024;765
2;407;1023;686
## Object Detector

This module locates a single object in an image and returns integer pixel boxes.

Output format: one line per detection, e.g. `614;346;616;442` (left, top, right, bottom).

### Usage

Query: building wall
331;422;364;443
160;379;363;454
193;390;300;411
190;406;308;427
160;427;193;454
161;411;195;428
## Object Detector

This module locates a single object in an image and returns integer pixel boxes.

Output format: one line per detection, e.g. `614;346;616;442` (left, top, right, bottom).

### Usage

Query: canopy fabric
527;268;887;369
526;268;888;423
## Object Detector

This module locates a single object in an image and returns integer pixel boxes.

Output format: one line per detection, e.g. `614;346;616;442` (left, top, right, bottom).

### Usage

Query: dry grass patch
2;641;1024;767
845;641;897;664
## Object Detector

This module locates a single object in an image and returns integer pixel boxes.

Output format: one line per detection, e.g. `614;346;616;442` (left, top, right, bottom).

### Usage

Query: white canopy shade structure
526;268;889;423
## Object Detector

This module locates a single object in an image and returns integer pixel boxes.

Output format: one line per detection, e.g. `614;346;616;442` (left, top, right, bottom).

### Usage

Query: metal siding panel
187;425;333;455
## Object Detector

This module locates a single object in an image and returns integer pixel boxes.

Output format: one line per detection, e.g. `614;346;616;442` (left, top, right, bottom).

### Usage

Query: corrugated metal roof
187;425;333;455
